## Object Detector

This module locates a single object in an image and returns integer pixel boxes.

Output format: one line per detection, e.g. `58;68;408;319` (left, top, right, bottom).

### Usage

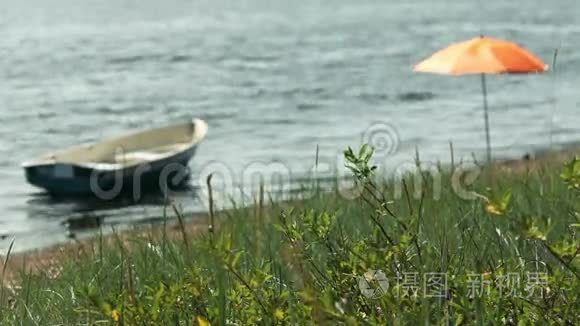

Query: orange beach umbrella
414;36;548;161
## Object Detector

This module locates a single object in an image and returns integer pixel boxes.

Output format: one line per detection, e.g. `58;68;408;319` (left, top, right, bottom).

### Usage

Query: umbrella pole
480;73;492;163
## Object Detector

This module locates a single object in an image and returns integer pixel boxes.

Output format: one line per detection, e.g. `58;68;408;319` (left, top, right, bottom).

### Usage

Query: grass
0;148;579;325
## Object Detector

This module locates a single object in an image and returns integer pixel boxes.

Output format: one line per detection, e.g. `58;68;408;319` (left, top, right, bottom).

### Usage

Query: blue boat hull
25;146;196;196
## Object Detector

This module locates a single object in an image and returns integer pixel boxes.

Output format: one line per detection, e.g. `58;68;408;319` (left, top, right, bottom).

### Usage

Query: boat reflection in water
24;179;200;241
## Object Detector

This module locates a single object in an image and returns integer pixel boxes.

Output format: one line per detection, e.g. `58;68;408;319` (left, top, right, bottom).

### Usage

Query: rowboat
22;119;208;196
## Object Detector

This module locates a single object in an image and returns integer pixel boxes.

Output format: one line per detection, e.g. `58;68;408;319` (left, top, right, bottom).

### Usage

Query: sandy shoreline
2;146;579;285
0;209;215;286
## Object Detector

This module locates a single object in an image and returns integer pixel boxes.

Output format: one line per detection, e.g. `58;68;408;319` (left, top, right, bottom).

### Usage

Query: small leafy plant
561;156;580;192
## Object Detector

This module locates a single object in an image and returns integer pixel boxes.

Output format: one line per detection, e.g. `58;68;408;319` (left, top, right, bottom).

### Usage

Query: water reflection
23;182;199;239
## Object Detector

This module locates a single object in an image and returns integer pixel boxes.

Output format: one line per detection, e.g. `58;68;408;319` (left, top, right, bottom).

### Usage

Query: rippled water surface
1;0;580;253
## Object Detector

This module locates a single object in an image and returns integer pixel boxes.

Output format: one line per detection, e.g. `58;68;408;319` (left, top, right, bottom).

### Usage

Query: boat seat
113;143;191;164
83;152;174;170
82;162;124;170
81;143;191;169
115;151;167;163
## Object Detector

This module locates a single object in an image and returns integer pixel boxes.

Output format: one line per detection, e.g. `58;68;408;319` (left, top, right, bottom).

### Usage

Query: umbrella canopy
414;37;548;75
413;36;547;162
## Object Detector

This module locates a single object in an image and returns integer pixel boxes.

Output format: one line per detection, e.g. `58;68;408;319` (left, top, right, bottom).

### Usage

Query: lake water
1;0;579;253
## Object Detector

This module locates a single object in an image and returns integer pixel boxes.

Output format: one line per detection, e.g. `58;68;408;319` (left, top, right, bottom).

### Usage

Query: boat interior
22;119;208;169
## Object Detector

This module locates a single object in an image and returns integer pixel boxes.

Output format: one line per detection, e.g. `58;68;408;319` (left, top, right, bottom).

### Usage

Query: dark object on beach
21;119;208;196
63;215;103;231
